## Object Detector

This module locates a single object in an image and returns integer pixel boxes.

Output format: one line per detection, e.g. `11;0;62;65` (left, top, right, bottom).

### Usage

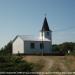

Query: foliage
0;55;34;72
59;42;75;51
52;42;75;55
0;41;75;72
0;41;37;73
0;41;38;73
0;41;12;55
52;44;60;52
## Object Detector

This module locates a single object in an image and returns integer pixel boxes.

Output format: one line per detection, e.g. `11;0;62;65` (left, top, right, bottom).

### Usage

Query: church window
40;43;44;49
31;43;35;49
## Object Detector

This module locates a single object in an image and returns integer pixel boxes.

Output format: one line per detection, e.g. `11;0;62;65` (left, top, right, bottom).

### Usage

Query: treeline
52;42;75;55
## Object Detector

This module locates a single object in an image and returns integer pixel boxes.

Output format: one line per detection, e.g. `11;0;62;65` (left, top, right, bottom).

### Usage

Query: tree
52;42;75;55
0;41;12;55
59;42;75;53
52;45;60;52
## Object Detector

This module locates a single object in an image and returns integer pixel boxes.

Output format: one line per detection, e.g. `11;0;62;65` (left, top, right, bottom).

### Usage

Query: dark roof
41;17;50;31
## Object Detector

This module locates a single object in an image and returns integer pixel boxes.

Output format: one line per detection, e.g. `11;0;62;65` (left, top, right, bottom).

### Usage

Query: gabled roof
13;35;50;42
17;35;36;41
41;17;51;31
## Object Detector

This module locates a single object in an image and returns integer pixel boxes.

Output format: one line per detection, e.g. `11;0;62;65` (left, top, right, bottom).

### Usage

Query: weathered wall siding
13;39;52;54
24;41;52;54
24;41;41;54
13;37;24;54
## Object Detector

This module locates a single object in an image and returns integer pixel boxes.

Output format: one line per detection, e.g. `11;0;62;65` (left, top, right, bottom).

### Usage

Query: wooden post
42;31;43;56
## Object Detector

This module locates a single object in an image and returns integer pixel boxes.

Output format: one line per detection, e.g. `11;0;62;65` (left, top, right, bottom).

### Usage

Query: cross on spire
45;13;47;17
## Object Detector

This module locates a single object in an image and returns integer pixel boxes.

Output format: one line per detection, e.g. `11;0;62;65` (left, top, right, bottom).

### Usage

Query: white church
12;17;52;55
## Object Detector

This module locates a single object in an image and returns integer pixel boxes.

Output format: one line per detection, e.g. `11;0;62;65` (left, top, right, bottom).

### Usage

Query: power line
52;26;75;32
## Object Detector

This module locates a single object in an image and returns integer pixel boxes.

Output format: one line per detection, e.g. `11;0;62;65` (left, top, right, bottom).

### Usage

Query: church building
12;17;52;55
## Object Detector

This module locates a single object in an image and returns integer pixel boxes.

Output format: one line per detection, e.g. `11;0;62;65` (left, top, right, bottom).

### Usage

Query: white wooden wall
12;37;24;54
24;41;52;54
13;38;52;54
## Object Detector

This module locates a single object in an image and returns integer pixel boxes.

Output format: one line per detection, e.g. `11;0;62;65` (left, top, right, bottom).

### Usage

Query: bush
0;55;34;72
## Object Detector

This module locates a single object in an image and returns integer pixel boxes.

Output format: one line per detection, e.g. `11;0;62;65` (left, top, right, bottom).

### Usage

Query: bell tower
40;17;52;41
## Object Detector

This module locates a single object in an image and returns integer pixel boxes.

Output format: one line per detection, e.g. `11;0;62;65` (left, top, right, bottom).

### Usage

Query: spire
41;17;50;31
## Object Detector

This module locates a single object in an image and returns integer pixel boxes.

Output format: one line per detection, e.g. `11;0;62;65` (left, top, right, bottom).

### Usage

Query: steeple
41;17;50;31
40;17;52;40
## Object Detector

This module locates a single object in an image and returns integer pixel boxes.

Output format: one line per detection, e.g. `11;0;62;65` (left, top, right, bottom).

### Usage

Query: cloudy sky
0;0;75;48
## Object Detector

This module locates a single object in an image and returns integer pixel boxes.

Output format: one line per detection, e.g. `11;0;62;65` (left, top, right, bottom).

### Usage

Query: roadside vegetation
0;41;36;72
0;41;75;73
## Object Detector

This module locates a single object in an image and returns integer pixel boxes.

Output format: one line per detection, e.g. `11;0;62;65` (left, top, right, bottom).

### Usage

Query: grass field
22;56;75;72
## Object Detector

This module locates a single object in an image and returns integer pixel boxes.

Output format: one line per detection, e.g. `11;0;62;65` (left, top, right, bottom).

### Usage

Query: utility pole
42;30;43;56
